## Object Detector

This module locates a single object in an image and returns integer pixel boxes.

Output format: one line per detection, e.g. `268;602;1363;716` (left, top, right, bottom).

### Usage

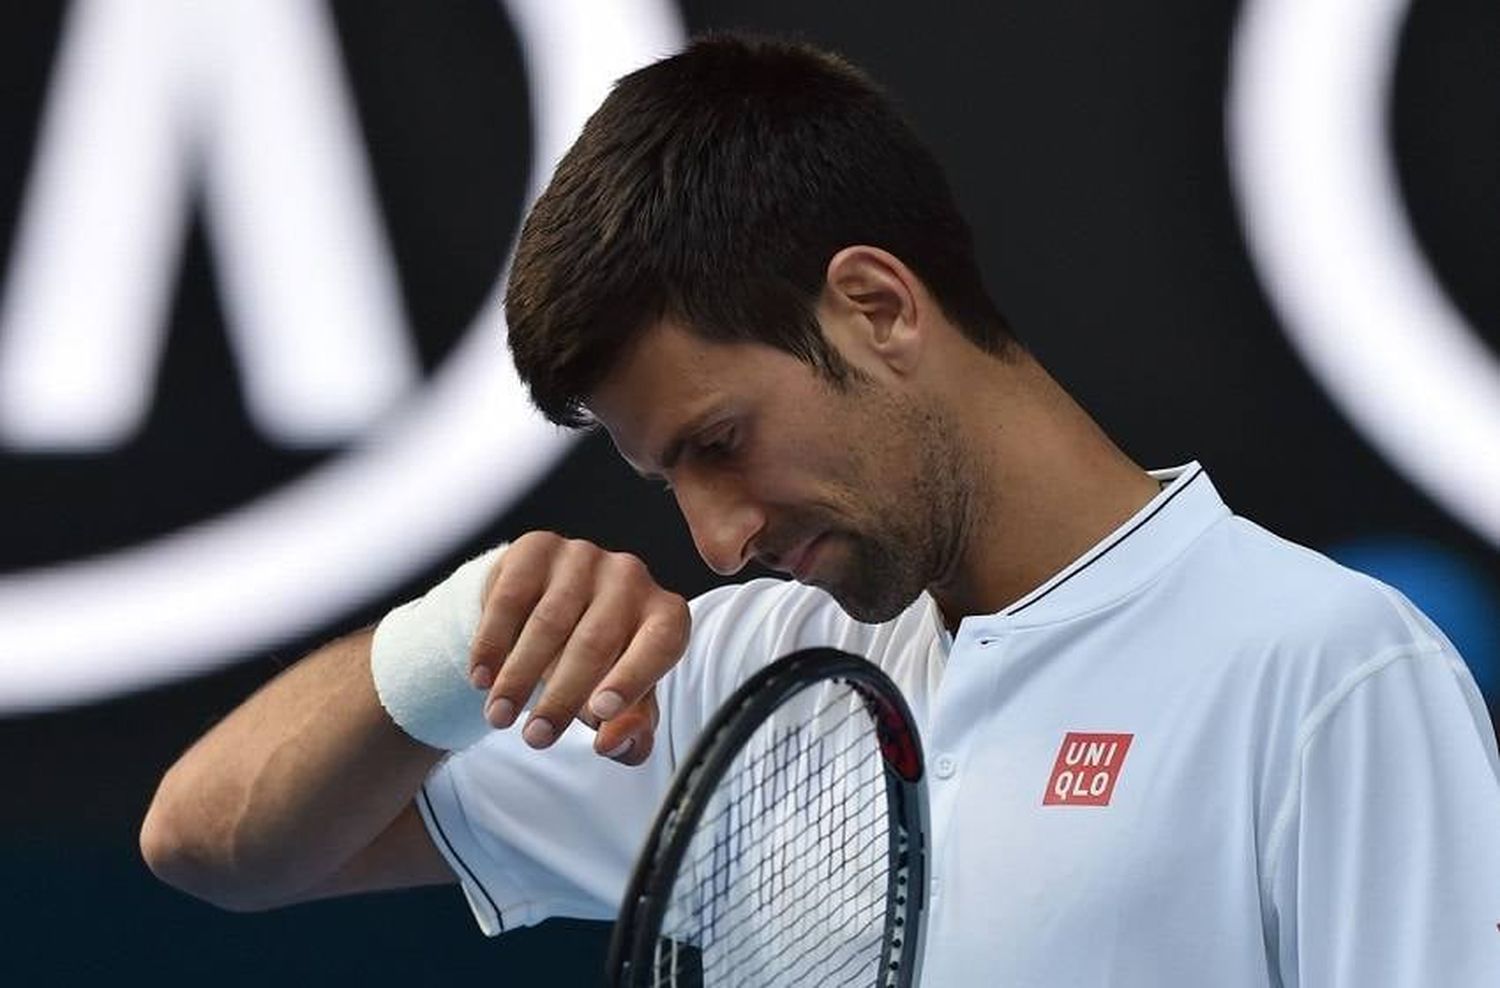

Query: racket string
678;693;869;843
667;708;884;929
716;850;889;986
692;806;890;980
651;682;898;987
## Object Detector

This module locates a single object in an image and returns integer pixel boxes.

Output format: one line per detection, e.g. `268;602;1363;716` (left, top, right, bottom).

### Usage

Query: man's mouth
783;534;827;581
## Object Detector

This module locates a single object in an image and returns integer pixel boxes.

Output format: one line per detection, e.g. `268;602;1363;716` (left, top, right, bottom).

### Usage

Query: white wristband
370;545;506;750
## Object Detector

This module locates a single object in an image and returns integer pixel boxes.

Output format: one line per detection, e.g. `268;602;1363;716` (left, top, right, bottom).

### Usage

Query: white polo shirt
417;463;1500;985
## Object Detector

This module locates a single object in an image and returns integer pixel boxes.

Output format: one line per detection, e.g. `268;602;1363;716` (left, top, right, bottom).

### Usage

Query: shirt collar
953;461;1229;636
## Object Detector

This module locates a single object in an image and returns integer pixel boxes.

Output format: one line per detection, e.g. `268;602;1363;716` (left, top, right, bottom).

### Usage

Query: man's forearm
140;531;688;912
139;628;444;911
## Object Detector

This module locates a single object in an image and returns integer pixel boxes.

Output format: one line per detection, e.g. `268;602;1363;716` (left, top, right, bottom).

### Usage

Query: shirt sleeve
1268;641;1500;986
416;715;675;933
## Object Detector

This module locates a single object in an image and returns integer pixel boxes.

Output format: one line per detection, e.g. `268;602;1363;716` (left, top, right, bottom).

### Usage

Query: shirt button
934;754;957;779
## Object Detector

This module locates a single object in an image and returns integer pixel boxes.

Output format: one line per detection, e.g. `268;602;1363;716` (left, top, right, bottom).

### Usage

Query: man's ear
821;245;923;375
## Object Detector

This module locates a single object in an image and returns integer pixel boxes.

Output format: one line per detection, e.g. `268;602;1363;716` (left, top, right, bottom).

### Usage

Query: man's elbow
138;794;279;914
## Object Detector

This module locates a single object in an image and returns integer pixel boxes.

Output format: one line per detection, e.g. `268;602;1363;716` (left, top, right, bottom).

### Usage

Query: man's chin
818;579;918;625
789;536;921;623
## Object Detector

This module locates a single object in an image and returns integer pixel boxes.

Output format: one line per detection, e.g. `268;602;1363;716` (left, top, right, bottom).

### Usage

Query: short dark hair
506;33;1016;427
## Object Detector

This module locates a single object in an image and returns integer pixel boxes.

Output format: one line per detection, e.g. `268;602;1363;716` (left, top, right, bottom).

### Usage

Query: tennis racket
607;647;929;987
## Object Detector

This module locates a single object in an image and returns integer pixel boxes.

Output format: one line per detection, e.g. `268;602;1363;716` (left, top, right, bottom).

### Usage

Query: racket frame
607;646;929;987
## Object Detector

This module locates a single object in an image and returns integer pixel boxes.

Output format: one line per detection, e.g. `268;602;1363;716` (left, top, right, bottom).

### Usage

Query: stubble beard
817;400;971;625
820;530;928;623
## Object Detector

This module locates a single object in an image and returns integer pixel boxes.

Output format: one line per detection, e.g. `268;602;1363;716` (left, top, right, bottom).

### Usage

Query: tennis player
142;35;1500;984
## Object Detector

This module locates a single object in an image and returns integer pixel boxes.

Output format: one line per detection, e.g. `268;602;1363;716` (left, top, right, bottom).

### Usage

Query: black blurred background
1;0;1495;982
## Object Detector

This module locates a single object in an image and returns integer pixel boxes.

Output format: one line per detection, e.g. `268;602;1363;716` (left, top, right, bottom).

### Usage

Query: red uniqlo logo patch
1043;732;1134;806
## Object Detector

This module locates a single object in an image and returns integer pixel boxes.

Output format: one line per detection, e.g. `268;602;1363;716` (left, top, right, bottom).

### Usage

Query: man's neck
929;356;1161;625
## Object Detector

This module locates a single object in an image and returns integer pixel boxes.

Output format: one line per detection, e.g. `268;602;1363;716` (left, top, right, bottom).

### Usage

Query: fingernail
486;696;516;729
602;736;635;760
470;665;493;690
522;717;555;748
590;689;625;720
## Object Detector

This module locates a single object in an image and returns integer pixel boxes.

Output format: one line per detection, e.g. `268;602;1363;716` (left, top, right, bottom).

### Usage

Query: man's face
588;319;968;622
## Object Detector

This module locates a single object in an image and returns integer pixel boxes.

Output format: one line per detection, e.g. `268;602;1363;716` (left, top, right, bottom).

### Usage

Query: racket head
607;646;929;987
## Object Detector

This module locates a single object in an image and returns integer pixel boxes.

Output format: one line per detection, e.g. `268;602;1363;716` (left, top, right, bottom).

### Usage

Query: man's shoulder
1217;516;1428;631
1171;514;1453;680
1144;517;1482;788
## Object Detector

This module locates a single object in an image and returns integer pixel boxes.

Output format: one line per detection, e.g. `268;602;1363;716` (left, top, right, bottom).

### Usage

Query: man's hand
468;532;689;766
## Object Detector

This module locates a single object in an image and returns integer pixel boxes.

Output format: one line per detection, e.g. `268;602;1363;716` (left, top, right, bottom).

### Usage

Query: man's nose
672;477;763;575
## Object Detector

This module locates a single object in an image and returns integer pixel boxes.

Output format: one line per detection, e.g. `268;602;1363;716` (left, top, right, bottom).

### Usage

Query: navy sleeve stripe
419;782;505;933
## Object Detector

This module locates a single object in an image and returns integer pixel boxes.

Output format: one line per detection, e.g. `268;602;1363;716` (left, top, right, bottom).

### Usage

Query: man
141;35;1500;984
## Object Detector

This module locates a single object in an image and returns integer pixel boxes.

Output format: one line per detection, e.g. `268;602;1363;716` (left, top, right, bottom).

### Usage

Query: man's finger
485;567;594;732
585;594;689;722
468;535;559;686
524;591;634;746
594;690;658;766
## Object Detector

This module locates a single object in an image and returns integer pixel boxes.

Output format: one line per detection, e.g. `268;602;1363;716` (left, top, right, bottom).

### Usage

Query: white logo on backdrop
0;0;418;449
0;0;683;712
1228;0;1500;550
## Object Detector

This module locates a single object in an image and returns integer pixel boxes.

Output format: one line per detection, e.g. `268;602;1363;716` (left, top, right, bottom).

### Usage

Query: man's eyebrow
632;411;719;481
